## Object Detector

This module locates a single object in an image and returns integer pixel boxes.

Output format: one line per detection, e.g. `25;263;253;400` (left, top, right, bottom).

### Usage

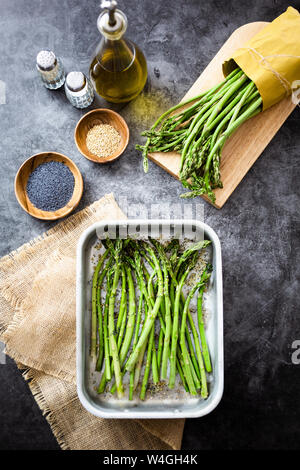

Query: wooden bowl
15;152;84;221
74;108;129;163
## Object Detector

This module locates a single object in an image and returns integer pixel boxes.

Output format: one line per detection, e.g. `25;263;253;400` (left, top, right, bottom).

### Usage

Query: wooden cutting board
148;22;297;208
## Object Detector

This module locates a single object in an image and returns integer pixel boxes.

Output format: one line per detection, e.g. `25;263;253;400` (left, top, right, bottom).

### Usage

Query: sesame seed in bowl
86;124;121;158
74;109;129;163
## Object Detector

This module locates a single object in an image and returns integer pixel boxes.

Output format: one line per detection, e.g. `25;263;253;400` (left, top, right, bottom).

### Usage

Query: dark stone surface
0;0;300;450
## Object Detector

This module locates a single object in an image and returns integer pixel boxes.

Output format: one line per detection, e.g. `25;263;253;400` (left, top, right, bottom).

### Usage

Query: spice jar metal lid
65;71;86;92
36;50;57;71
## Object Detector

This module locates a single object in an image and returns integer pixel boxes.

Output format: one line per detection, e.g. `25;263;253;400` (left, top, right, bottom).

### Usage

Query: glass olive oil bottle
89;1;147;103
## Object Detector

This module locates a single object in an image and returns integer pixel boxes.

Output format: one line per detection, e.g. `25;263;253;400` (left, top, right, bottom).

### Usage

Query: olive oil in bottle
89;1;147;103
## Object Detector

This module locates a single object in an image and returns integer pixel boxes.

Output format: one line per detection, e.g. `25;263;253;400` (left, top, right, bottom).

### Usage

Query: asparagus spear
197;278;212;373
125;243;164;372
129;292;143;400
110;254;147;396
117;292;127;352
103;264;137;395
116;266;127;334
108;248;152;396
95;237;213;399
99;269;112;386
107;241;124;398
137;67;263;202
119;265;136;365
140;324;155;400
96;255;113;371
91;249;109;360
169;268;190;388
156;327;164;372
150;239;205;388
180;264;212;398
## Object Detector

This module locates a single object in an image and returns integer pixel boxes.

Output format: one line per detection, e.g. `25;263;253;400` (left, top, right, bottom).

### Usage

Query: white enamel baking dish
76;219;223;418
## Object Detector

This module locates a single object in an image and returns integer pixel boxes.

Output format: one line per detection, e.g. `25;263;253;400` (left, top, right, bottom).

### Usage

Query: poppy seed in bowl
26;160;75;212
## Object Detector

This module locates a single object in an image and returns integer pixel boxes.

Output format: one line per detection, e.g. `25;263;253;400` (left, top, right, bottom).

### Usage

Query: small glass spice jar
64;71;94;109
36;50;65;89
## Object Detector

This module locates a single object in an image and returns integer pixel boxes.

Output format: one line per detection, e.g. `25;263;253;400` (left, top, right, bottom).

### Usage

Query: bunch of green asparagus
136;68;262;203
91;237;212;400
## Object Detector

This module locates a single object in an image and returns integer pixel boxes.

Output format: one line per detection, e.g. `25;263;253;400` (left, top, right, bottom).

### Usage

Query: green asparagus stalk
117;294;127;352
96;255;113;371
180;266;212;398
169;268;190;388
91;249;109;360
95;237;213;400
129;292;143;400
125;244;163;372
151;325;159;385
107;242;124;398
98;269;112;388
96;283;104;371
151;239;204;386
116;267;127;333
157;327;164;371
119;266;136;364
105;265;137;395
150;242;171;380
140;324;154;400
137;67;263;202
197;282;212;373
124;243;188;390
133;304;149;391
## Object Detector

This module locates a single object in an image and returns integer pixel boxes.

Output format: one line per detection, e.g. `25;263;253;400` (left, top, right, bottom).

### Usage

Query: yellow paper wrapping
223;6;300;110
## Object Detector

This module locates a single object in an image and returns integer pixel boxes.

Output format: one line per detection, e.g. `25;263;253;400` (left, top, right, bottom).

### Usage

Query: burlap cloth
0;193;184;450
